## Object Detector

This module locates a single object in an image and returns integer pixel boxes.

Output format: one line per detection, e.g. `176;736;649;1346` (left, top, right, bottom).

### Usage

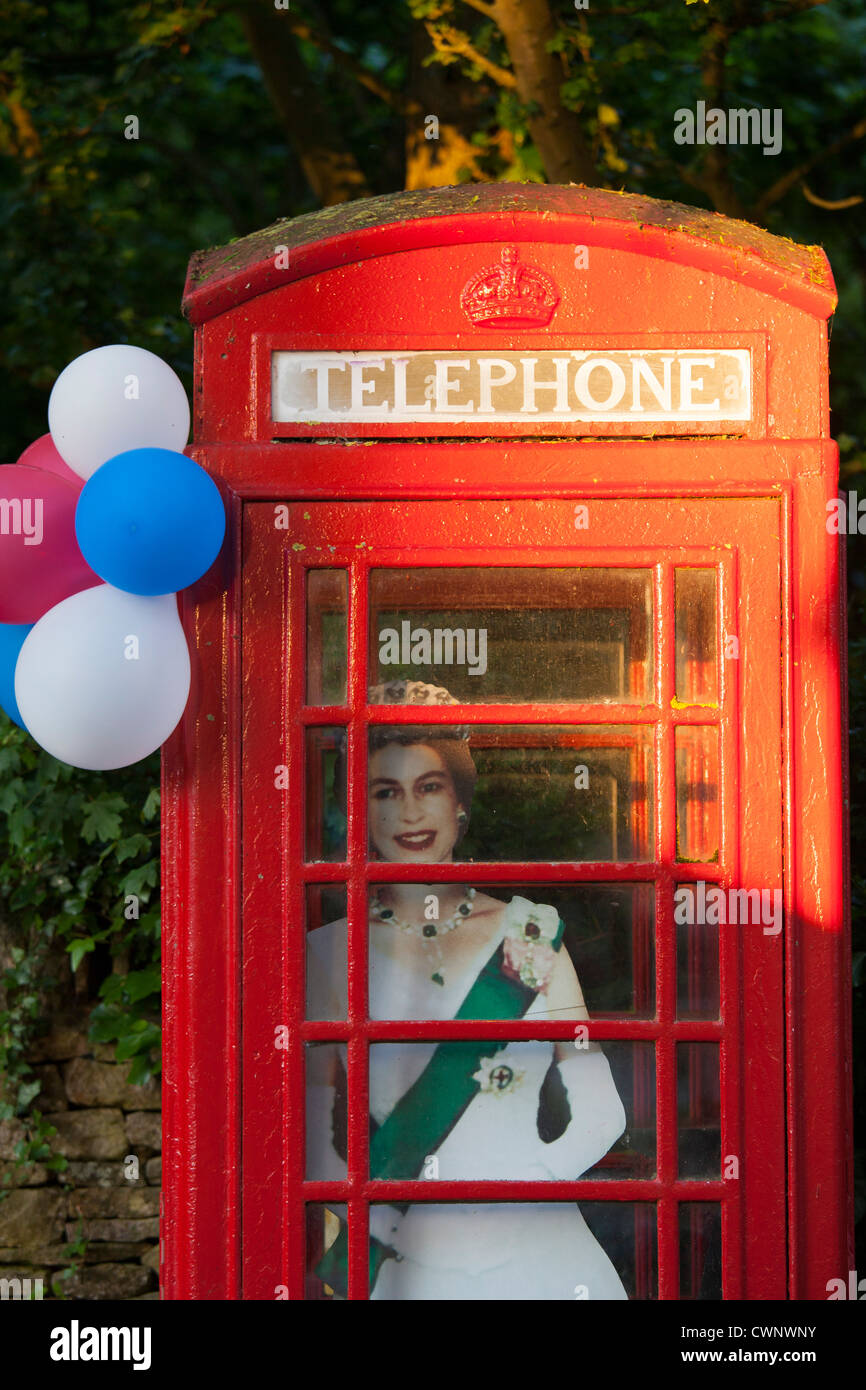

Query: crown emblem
460;246;560;327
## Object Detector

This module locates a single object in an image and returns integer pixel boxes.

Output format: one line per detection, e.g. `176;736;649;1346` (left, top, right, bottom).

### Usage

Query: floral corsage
501;896;561;993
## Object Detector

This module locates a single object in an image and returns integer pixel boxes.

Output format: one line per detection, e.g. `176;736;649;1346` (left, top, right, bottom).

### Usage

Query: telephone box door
240;494;785;1301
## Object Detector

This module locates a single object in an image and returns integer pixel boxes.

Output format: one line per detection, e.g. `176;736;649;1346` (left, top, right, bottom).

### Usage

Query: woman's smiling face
368;742;463;863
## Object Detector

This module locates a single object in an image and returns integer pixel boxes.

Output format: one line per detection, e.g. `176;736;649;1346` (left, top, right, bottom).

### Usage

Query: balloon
48;345;190;481
0;623;33;728
15;585;191;770
16;433;83;490
0;465;101;623
75;448;225;595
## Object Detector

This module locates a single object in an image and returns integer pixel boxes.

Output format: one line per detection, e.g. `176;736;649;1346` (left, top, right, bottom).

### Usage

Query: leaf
88;1004;124;1042
68;939;95;972
126;1053;156;1086
80;796;127;843
115;1023;160;1061
120;860;159;897
114;833;151;864
16;1080;41;1111
124;966;161;1003
141;788;160;821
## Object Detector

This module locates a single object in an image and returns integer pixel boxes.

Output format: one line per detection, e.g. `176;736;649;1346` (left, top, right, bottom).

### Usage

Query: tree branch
236;0;370;206
801;182;863;210
459;0;499;18
486;0;599;184
693;18;748;218
754;116;866;218
425;21;517;89
284;16;412;113
404;17;491;189
0;78;41;160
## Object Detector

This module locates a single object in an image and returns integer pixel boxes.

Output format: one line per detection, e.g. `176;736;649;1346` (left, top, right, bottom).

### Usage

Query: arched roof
182;183;836;326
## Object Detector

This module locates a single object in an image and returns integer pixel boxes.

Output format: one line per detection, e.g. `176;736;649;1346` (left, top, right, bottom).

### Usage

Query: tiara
367;679;470;741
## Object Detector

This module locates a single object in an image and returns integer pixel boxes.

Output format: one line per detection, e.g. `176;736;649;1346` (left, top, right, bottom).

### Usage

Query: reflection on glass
306;1042;347;1181
676;726;719;863
581;1203;657;1300
367;723;653;863
305;726;346;861
369;567;653;703
591;1041;656;1180
679;1203;722;1300
675;884;720;1020
307;570;348;705
306;885;347;1020
677;1043;721;1179
367;882;655;1020
675;569;718;705
306;1204;347;1301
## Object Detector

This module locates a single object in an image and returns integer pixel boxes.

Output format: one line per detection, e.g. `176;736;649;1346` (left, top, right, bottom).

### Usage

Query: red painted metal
162;185;850;1302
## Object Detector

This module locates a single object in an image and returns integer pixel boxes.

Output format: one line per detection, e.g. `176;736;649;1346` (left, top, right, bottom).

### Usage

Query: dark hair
334;727;477;844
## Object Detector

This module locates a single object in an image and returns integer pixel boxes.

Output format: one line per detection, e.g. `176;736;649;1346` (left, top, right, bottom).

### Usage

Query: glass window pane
306;885;347;1020
306;1203;348;1300
305;726;346;861
679;1203;723;1300
580;1202;657;1301
360;1039;651;1180
306;1042;347;1180
365;1203;649;1300
369;567;653;702
368;723;653;863
367;881;655;1020
307;570;348;705
677;1043;721;1179
676;726;719;863
675;883;720;1019
675;569;718;705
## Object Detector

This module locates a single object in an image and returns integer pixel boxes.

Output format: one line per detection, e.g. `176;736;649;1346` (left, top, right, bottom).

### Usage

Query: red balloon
0;465;100;623
16;433;83;490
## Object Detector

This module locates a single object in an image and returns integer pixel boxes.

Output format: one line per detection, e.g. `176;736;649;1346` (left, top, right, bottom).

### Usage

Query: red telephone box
162;184;852;1301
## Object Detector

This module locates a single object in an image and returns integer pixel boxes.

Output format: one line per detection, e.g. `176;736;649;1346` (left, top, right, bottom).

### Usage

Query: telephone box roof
182;182;836;327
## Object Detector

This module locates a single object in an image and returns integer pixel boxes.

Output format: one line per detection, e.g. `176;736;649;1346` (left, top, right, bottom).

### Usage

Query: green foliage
0;715;160;1182
50;1217;88;1298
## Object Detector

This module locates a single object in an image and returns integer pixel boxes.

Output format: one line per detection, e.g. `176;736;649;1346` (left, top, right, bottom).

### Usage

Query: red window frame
234;496;785;1301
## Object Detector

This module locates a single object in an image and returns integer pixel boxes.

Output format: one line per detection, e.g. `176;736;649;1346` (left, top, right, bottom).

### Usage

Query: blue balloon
0;623;34;728
75;448;226;596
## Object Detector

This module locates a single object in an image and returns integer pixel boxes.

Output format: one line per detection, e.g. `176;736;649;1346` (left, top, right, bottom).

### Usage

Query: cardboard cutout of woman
307;680;629;1299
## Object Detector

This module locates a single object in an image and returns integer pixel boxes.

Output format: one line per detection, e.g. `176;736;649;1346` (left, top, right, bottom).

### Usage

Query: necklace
370;886;477;986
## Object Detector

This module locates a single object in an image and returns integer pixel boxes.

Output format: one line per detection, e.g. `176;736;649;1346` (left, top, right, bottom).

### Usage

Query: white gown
307;903;629;1300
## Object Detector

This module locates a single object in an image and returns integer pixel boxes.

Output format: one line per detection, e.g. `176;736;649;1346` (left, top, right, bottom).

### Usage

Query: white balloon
48;345;190;480
15;584;191;770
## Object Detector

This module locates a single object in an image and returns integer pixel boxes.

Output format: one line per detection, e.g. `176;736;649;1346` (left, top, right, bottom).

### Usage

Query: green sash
315;919;565;1297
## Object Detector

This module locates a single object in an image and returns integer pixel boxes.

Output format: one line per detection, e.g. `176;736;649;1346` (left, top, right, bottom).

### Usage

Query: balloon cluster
0;346;225;770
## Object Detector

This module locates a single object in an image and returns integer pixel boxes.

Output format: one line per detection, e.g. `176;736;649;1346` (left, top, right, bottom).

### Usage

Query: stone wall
0;1010;160;1300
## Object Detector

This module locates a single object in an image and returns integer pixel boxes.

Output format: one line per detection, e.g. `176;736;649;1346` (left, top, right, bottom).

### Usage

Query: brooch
502;897;560;993
473;1054;526;1096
